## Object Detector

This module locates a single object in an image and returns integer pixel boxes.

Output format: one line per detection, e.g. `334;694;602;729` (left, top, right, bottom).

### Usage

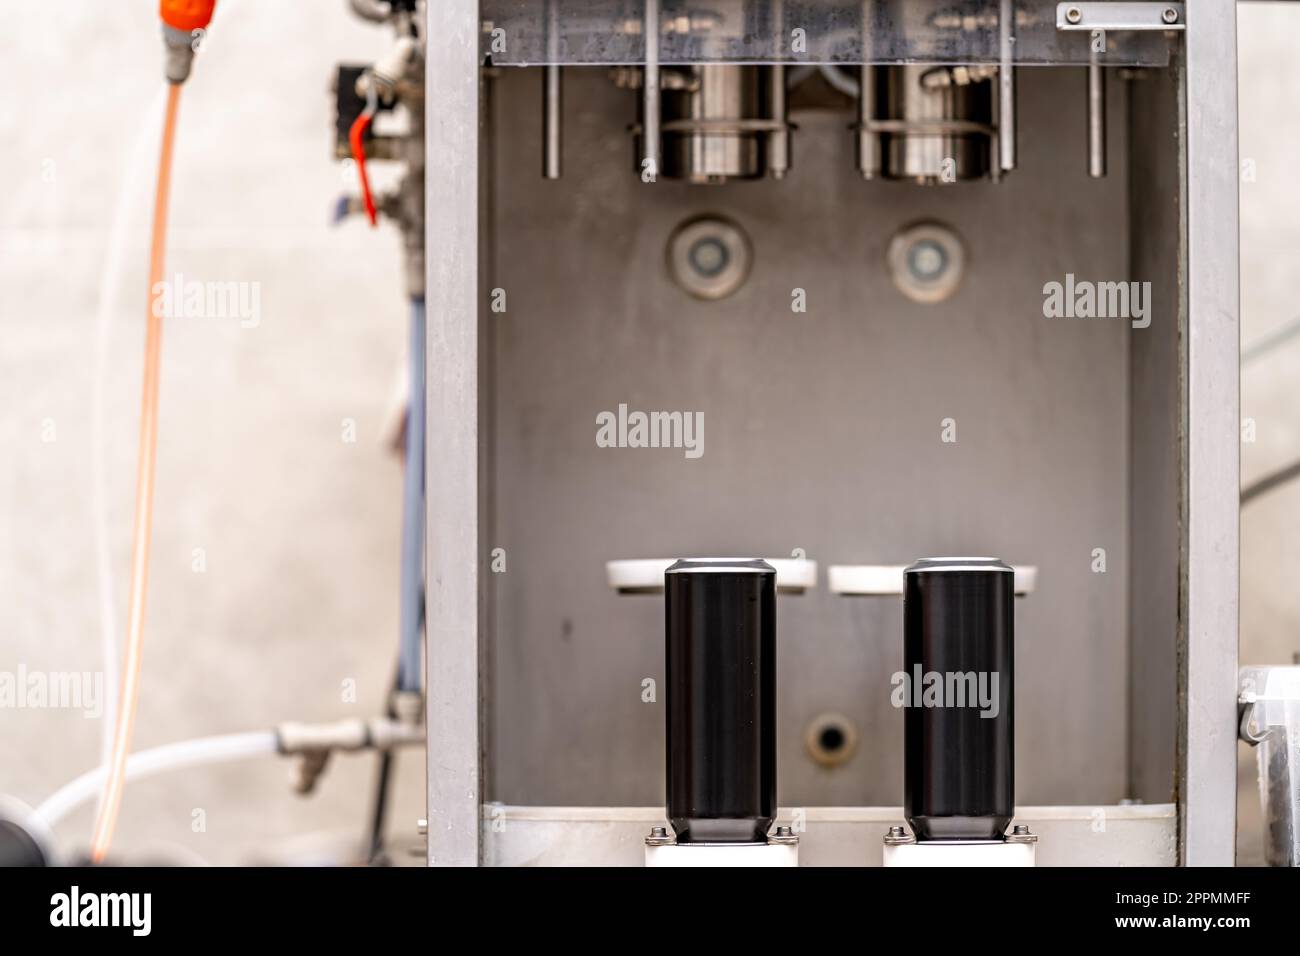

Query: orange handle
160;0;216;32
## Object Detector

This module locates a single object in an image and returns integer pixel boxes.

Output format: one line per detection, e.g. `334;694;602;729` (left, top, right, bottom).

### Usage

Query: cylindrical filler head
665;557;777;843
903;556;1014;841
857;65;997;183
636;66;790;183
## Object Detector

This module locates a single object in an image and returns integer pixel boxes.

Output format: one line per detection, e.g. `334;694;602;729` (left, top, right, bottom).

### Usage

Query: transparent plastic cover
478;0;1178;67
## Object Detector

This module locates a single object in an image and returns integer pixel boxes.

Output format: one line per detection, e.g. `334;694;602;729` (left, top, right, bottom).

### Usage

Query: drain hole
805;713;858;768
819;725;845;753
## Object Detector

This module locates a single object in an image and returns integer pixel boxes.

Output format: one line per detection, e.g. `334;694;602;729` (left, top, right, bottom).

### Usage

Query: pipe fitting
391;690;424;727
275;716;423;755
348;0;391;23
368;37;418;94
161;25;196;85
277;716;424;795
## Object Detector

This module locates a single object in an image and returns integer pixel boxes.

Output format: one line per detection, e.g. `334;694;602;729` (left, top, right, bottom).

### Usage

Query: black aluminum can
665;558;776;843
903;557;1014;841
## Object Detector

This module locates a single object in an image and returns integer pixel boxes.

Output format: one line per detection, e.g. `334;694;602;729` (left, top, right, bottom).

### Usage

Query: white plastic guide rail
829;565;1038;596
607;558;817;593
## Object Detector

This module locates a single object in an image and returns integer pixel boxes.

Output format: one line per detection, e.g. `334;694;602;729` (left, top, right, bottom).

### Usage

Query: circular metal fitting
804;712;858;767
886;221;966;304
857;65;996;183
1161;7;1179;25
1065;6;1083;24
667;215;753;301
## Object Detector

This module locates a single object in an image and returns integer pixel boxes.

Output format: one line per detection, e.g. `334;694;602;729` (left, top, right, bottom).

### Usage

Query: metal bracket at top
1056;2;1185;32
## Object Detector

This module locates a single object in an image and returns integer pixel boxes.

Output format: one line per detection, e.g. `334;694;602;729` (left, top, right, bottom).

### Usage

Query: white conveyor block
828;564;1037;597
645;842;799;867
883;840;1036;867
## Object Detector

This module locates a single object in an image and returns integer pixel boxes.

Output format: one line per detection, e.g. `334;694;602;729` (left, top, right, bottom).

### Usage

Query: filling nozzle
160;0;216;84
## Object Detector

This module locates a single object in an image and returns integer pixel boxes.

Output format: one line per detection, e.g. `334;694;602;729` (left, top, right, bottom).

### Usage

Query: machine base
645;840;799;868
883;839;1036;867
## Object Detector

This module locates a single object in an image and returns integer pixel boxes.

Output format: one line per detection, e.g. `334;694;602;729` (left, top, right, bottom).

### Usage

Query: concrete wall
1237;1;1300;866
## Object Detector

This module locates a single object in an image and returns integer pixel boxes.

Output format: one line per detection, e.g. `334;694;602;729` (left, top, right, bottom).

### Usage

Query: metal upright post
425;0;484;866
1180;0;1239;867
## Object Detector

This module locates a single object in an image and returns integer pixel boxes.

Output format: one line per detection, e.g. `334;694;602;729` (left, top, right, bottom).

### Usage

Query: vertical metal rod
767;0;789;179
998;0;1016;172
542;0;562;179
856;0;876;179
1087;53;1106;178
989;60;1002;183
543;67;562;179
643;0;660;179
768;65;788;179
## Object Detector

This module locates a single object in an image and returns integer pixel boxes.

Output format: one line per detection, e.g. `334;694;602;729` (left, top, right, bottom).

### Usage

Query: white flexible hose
36;731;278;829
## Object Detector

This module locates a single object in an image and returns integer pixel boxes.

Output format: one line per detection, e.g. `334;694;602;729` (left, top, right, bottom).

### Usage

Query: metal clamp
646;824;800;847
883;823;1037;845
1056;3;1184;32
1238;697;1270;746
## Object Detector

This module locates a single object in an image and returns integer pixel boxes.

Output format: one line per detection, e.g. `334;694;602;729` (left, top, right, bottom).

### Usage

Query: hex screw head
1161;7;1178;24
1065;6;1083;24
889;826;906;838
1012;824;1030;835
776;826;793;837
650;826;668;838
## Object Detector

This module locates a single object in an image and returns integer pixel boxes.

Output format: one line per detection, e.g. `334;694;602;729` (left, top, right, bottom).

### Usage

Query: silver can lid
904;556;1013;574
666;558;775;575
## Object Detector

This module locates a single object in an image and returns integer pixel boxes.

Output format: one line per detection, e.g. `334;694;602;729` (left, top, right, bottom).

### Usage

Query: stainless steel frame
424;0;1241;867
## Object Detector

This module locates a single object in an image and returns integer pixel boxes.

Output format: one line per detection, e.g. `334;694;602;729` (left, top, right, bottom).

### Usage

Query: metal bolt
889;826;906;838
1012;824;1030;835
776;826;793;837
1065;6;1082;24
1161;7;1178;24
417;817;428;835
650;826;668;838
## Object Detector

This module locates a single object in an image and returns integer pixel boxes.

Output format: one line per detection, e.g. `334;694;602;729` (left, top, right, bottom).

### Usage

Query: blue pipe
397;297;426;693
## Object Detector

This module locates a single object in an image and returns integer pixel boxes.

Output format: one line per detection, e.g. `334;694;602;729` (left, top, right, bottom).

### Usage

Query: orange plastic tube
90;82;182;863
349;110;378;227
